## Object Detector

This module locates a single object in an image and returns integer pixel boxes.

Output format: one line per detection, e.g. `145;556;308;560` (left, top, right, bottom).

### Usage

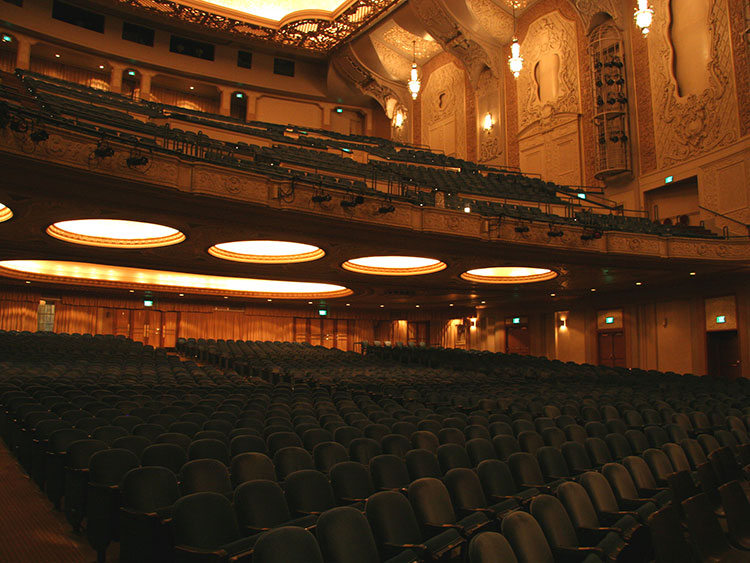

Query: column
14;36;35;70
245;93;258;122
108;63;125;94
218;87;231;117
139;72;153;101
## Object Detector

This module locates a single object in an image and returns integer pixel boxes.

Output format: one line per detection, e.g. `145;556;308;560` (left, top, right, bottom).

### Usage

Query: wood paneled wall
0;289;462;350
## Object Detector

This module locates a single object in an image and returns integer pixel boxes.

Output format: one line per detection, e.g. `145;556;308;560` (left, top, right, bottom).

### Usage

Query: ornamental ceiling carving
113;0;399;52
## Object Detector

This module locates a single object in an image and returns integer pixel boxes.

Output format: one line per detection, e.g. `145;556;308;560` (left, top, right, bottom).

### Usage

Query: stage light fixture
378;204;395;214
312;193;332;203
341;195;364;209
514;225;530;233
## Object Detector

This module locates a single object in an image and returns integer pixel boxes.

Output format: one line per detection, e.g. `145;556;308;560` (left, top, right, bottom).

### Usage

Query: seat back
317;506;380;563
579;470;620;514
501;510;554;563
330;461;374;504
647;504;694;563
179;458;232;495
173;492;240;550
477;459;519;498
508;452;545;487
444;467;488;512
369;454;409;491
230;452;275;486
468;531;518;563
530;494;579;550
284;469;336;516
602;462;640;501
233;479;291;531
366;490;424;555
556;481;600;529
141;443;187;473
121;466;180;512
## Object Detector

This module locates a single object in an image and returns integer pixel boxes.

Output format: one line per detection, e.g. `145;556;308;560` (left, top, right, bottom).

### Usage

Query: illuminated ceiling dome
342;256;447;275
461;267;558;284
0;260;352;299
47;219;186;249
208;240;325;263
0;203;12;223
188;0;348;23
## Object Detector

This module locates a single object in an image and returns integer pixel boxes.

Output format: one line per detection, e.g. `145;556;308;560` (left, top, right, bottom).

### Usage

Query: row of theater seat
4;331;750;562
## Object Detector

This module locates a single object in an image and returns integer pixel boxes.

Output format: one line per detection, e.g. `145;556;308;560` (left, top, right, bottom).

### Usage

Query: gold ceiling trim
461;267;558;284
46;222;186;249
342;257;447;276
208;243;326;263
115;0;401;52
0;204;12;223
0;260;353;299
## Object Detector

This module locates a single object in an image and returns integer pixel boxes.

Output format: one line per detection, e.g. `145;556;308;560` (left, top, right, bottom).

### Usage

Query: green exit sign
605;316;614;324
512;317;521;324
716;315;726;324
665;175;673;183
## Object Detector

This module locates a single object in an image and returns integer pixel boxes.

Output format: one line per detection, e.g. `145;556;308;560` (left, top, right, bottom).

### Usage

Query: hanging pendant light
508;3;523;78
407;41;421;100
634;0;654;36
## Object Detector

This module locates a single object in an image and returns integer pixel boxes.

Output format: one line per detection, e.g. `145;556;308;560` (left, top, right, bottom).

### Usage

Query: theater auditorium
0;0;749;560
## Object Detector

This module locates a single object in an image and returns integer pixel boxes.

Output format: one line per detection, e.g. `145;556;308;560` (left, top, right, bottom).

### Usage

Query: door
598;331;626;367
506;325;530;355
131;309;163;347
114;309;130;337
707;330;741;379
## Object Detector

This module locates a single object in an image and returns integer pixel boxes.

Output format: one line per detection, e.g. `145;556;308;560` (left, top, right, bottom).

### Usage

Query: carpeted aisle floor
0;441;97;563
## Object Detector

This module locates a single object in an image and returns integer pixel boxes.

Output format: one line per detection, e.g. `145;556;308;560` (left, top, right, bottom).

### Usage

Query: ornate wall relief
476;69;503;163
421;62;467;159
518;114;582;186
466;0;514;43
648;0;740;168
517;10;580;131
699;146;750;235
573;0;622;30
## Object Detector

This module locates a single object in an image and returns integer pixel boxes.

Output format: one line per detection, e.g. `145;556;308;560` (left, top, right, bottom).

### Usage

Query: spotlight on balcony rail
514;225;530;233
312;193;332;203
341;195;365;209
126;155;149;167
547;228;564;237
29;129;49;143
93;141;114;158
378;204;395;214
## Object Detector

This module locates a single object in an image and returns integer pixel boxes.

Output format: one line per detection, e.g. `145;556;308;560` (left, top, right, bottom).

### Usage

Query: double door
114;309;178;348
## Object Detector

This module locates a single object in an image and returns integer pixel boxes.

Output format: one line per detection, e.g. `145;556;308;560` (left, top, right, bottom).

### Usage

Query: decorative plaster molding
648;0;740;168
517;10;581;132
573;0;622;30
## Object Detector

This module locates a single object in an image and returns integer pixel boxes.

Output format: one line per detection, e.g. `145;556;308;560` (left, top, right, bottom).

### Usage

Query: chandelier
407;41;421;100
508;2;523;78
634;0;654;36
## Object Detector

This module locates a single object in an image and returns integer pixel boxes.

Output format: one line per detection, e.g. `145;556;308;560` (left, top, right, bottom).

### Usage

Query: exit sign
716;315;726;324
665;175;673;183
512;317;521;324
605;316;614;324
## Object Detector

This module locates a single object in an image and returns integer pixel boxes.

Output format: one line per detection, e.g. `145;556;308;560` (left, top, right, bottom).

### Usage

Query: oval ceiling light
0;260;352;299
342;256;447;276
0;203;12;223
208;240;325;264
461;266;558;284
47;219;185;248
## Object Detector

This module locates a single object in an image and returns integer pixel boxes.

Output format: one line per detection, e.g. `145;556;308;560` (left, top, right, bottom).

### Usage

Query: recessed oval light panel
461;267;558;284
0;260;352;299
0;203;12;223
47;219;185;248
208;240;325;263
342;256;447;276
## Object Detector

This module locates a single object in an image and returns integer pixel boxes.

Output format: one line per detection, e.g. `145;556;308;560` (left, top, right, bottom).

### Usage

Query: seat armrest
576;526;620;544
619;498;655;510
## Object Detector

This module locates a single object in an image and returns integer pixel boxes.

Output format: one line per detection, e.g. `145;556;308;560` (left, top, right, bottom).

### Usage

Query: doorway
506;325;530;355
707;330;740;379
598;330;625;367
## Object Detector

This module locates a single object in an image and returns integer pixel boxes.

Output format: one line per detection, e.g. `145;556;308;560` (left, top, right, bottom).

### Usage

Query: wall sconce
469;317;477;328
558;318;567;330
394;110;404;128
482;112;493;131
